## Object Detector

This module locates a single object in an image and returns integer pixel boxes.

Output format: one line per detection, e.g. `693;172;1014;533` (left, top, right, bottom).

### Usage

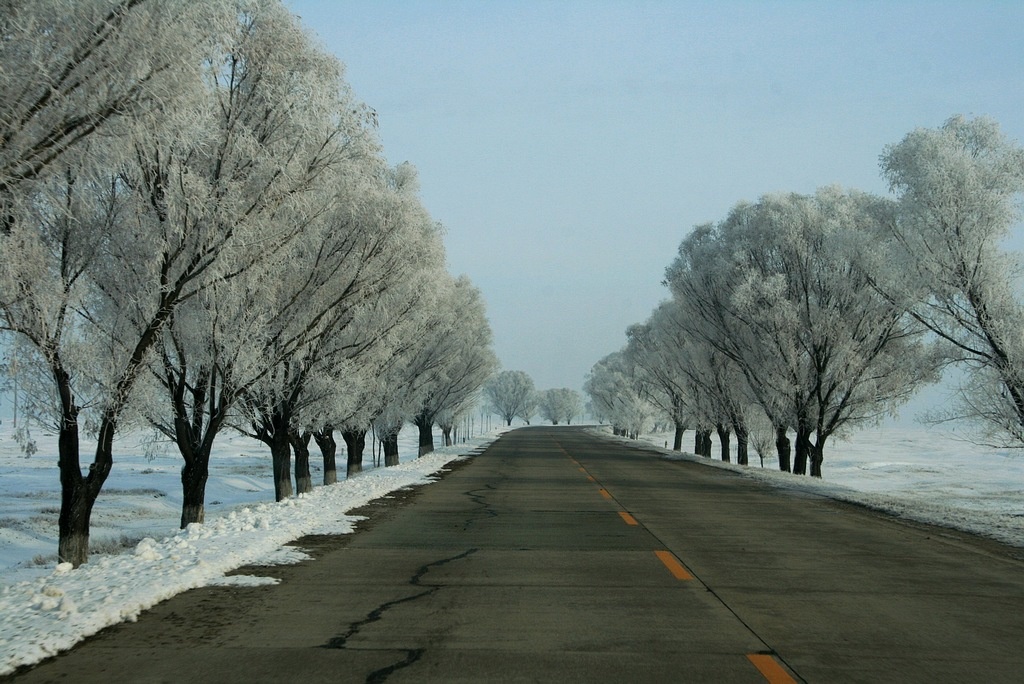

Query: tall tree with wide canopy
585;351;654;439
484;370;536;426
409;276;498;456
0;0;243;566
537;388;583;425
669;188;938;476
0;0;229;234
878;115;1024;445
625;302;703;451
130;0;375;526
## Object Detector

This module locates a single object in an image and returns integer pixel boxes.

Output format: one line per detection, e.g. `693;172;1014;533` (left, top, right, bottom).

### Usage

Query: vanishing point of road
8;427;1024;683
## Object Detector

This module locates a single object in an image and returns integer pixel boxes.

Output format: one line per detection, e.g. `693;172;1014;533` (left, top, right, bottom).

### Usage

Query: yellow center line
586;475;596;482
618;511;639;526
598;488;612;499
654;550;694;580
746;654;797;684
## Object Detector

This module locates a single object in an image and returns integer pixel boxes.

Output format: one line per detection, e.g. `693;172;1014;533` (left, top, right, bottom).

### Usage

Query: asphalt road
8;427;1024;683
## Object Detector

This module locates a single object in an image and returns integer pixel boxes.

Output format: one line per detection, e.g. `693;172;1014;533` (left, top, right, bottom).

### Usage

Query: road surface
8;427;1024;683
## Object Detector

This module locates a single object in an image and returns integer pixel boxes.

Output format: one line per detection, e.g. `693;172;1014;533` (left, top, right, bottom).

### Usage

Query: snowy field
0;424;505;675
2;421;1023;675
624;424;1024;549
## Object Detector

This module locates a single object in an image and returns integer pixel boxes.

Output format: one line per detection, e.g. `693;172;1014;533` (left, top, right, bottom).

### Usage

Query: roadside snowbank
598;425;1024;548
0;427;501;676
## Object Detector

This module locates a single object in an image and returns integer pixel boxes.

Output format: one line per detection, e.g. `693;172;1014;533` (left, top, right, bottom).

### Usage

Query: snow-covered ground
623;424;1024;549
0;424;504;675
1;421;1022;675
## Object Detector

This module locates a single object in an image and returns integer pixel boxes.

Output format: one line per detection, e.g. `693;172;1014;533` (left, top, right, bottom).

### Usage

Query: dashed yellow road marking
654;550;694;580
746;653;797;683
598;488;612;500
618;511;639;526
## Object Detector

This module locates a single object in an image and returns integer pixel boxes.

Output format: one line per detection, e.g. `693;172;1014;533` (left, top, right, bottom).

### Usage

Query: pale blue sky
287;0;1024;396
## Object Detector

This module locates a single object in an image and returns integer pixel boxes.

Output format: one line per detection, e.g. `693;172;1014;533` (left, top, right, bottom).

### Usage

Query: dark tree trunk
716;423;731;462
57;410;93;567
672;423;685;451
414;414;435;456
810;435;826;478
382;432;400;466
289;429;313;494
180;456;209;528
774;424;791;473
313;427;338;485
168;367;228;528
55;365;111;567
442;425;453;446
270;431;293;501
793;421;812;476
694;429;712;457
342;428;366;477
735;425;749;466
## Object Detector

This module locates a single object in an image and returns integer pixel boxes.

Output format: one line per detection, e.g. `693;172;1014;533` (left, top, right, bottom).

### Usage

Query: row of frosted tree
0;0;496;567
483;370;583;426
586;115;1024;477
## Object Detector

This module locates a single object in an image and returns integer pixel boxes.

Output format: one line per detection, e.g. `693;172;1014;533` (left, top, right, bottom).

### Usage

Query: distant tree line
586;116;1024;477
483;370;583;426
0;0;496;567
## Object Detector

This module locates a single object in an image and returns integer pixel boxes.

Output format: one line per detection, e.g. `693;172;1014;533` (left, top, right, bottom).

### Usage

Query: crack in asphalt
364;648;424;684
320;548;479;683
462;484;498;530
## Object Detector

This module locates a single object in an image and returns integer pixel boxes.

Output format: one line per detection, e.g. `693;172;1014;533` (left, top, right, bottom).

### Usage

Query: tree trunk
442;426;453;446
700;429;714;457
55;368;111;567
342;428;366;477
672;422;685;451
169;369;227;528
270;430;293;501
382;432;400;467
810;434;826;478
793;421;812;476
716;423;731;462
774;424;791;473
56;391;86;566
180;456;209;528
289;429;313;495
735;425;749;466
313;427;338;485
414;415;435;456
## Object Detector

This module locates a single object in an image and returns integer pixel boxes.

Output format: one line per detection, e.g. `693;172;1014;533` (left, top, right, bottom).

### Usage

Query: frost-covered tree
667;188;938;476
517;391;538;425
484;370;536;426
537;388;582;425
625;303;702;451
408;276;498;456
666;223;795;467
0;2;243;567
585;351;653;438
0;0;229;234
878;115;1024;445
295;163;450;477
745;404;776;468
131;0;376;525
236;159;449;500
